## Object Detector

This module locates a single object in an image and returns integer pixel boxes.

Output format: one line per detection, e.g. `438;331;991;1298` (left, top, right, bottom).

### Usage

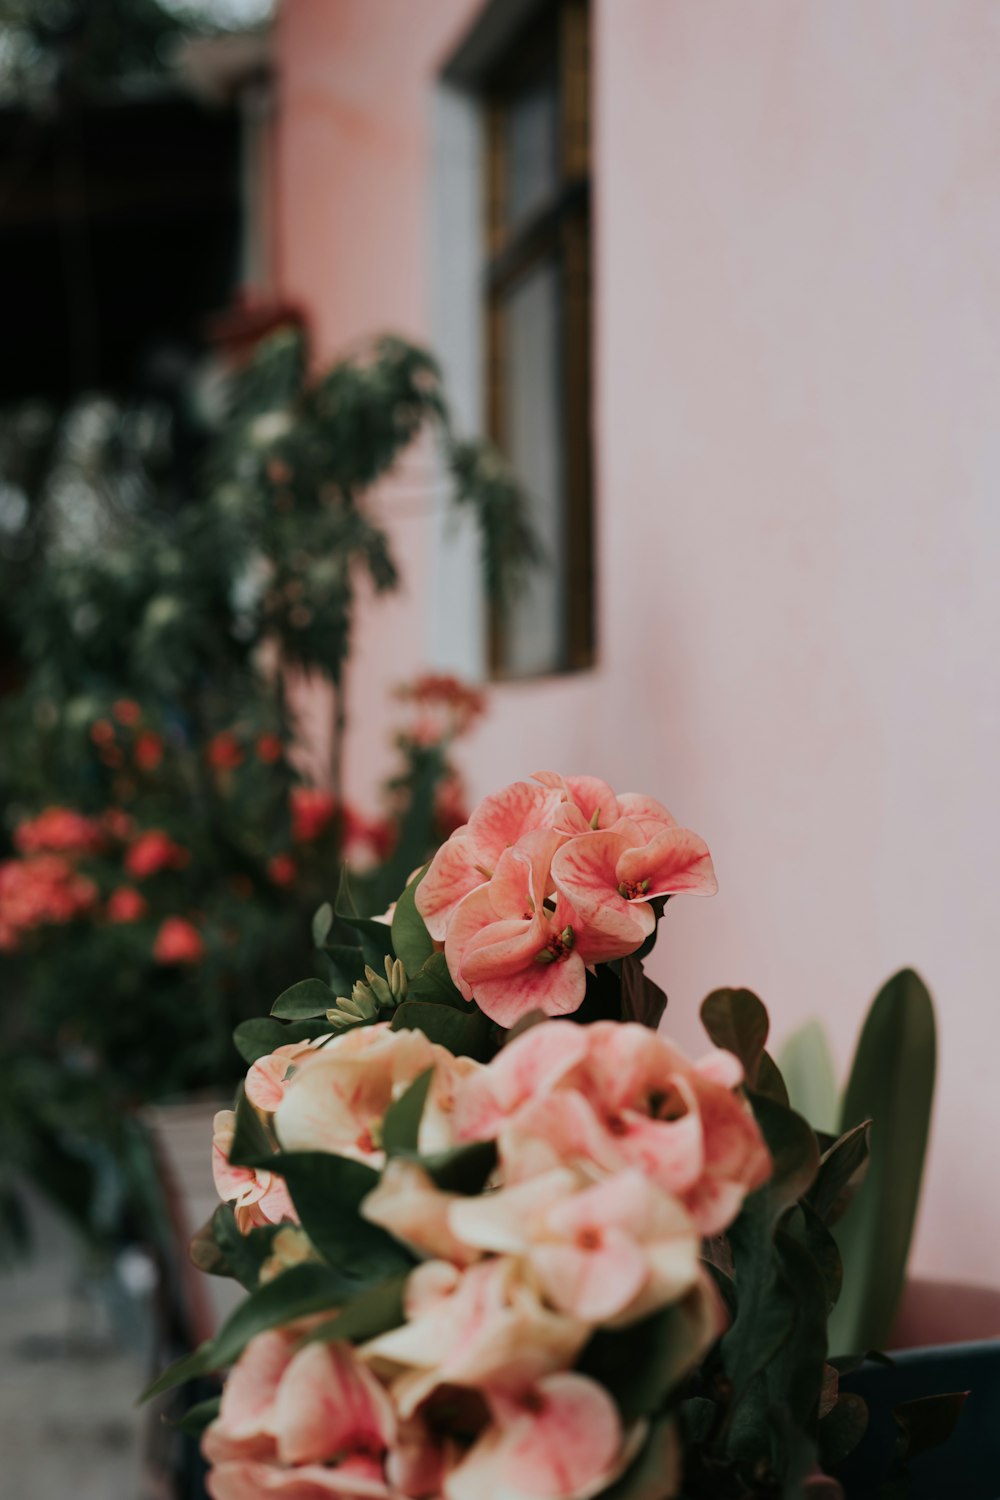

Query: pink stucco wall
274;1;1000;1285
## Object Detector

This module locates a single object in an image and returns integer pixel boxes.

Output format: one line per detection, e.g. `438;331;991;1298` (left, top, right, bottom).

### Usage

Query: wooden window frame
482;0;594;679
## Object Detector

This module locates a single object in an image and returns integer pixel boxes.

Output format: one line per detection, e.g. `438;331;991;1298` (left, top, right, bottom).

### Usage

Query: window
479;0;594;678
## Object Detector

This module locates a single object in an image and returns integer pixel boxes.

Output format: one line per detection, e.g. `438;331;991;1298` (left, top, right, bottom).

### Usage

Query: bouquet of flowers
145;771;951;1499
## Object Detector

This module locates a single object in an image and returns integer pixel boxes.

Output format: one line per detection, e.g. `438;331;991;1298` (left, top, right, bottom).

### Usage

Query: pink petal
447;1375;623;1500
207;1458;391;1500
472;950;588;1028
451;1023;589;1142
562;776;620;830
206;1329;292;1456
488;829;563;920
415;833;485;941
549;833;655;950
246;1047;302;1113
444;883;509;1001
532;1230;649;1324
273;1342;394;1467
613;793;678;837
467;781;565;868
616;826;718;898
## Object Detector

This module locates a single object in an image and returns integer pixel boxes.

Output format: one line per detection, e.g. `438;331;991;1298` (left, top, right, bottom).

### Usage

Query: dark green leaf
786;1200;843;1313
391;869;434;977
808;1121;871;1228
749;1092;821;1215
233;1018;332;1065
701;989;769;1088
756;1050;790;1108
407;952;468;1009
170;1396;221;1437
271;978;337;1021
817;1392;869;1469
893;1391;968;1464
189;1205;280;1290
580;1293;713;1423
391;1001;492;1061
829;970;935;1355
301;1274;408;1347
597;1418;680;1500
227;1086;275;1168
619;954;667;1030
414;1139;497;1195
261;1152;412;1280
324;944;367;994
141;1263;355;1402
382;1069;434;1156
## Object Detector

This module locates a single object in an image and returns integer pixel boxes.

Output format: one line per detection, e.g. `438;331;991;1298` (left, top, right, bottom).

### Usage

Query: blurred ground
0;1193;161;1500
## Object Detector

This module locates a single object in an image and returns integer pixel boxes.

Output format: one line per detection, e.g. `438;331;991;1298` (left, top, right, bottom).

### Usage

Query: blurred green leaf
258;1152;412;1281
382;1069;433;1156
391;1000;492;1061
778;1020;839;1135
701;989;769;1087
829;969;935;1356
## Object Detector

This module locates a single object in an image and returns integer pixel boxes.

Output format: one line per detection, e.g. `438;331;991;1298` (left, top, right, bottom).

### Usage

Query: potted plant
143;770;979;1498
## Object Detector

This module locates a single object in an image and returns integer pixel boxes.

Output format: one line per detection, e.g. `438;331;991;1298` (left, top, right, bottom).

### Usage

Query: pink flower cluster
415;772;717;1026
205;1015;770;1500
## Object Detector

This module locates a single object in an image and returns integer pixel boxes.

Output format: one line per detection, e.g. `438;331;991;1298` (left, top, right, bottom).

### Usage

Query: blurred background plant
0;323;536;1266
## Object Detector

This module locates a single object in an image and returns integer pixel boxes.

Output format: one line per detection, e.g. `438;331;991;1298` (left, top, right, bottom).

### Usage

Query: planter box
143;1096;242;1346
838;1280;1000;1498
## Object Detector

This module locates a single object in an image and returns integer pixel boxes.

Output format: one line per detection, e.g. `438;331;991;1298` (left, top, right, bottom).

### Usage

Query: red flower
101;808;135;842
207;731;244;772
125;830;189;879
153;916;205;965
14;807;104;857
106;886;147;923
90;718;115;746
0;855;97;939
255;733;284;764
290;787;338;843
267;854;297;887
112;699;142;727
134;731;164;772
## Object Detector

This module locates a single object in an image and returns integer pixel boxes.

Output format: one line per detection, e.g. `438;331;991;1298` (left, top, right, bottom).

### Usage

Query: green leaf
597;1418;680;1500
756;1050;790;1108
778;1019;839;1134
701;989;769;1088
829;969;935;1355
271;978;337;1021
619;954;667;1030
335;867;395;967
189;1205;280;1289
261;1152;413;1280
300;1273;408;1347
749;1092;821;1217
414;1139;497;1195
227;1086;276;1168
808;1121;871;1229
391;1000;493;1061
407;952;468;1008
579;1293;713;1423
391;868;434;977
233;1017;332;1065
312;902;334;948
141;1262;355;1402
324;943;367;993
817;1392;869;1469
382;1069;434;1156
170;1396;221;1437
893;1390;967;1464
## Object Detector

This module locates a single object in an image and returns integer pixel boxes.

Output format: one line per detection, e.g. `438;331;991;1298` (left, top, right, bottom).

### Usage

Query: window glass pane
503;68;559;230
500;257;565;675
